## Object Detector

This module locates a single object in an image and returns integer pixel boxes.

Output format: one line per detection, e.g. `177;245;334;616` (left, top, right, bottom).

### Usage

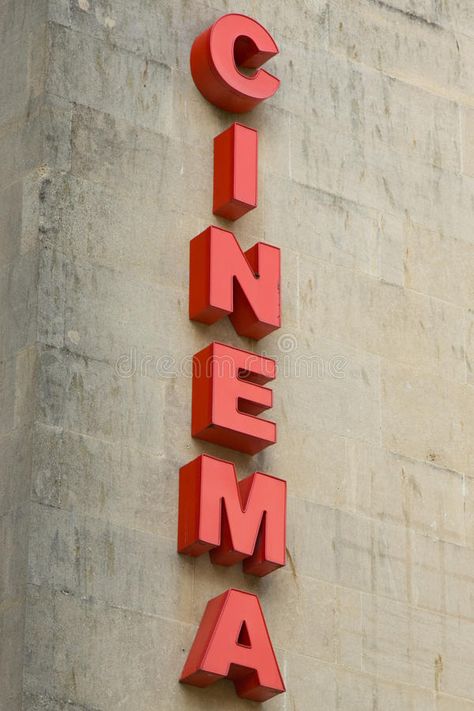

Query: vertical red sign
180;13;285;702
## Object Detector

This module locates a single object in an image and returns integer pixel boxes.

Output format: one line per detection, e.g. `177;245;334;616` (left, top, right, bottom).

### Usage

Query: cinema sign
178;14;286;702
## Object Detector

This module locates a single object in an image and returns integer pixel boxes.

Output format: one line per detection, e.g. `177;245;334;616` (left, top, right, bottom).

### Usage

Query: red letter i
213;122;258;221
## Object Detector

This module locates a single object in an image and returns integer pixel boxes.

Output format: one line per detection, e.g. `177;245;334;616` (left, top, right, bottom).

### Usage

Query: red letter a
180;589;285;702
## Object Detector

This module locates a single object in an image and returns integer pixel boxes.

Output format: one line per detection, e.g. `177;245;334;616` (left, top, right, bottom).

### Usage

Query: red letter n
178;454;286;577
189;226;280;340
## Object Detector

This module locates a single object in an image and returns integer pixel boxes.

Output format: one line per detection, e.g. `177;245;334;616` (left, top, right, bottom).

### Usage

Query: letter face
180;589;285;702
178;454;286;576
190;14;280;113
192;342;276;454
213;123;258;221
189;226;280;340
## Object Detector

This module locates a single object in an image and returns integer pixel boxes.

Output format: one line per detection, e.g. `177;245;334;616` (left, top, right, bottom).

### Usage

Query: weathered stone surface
382;361;474;474
438;0;474;38
0;252;38;362
404;220;474;308
299;255;466;381
375;0;438;24
438;696;474;711
23;586;284;711
3;0;474;709
36;345;166;454
330;0;474;105
27;503;193;621
346;439;469;546
0;602;25;711
31;424;178;540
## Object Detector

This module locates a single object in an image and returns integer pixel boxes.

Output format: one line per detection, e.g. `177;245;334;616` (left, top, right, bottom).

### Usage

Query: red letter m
178;454;286;577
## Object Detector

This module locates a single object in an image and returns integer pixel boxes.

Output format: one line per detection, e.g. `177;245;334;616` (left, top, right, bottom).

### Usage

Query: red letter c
190;13;280;113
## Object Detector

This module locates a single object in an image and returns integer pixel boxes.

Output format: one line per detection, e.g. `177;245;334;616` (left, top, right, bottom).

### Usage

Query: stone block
68;0;198;69
350;441;468;545
374;676;435;711
329;0;474;104
0;426;32;517
465;309;474;386
444;542;474;621
269;332;381;444
411;533;444;612
0;101;44;190
373;520;409;603
334;509;373;593
0;505;29;605
36;346;166;454
48;0;71;27
69;104;213;218
0;603;25;711
286;496;338;584
0;349;37;437
0;251;38;362
438;695;474;711
0;0;46;43
0;35;29;128
443;614;474;698
32;424;178;541
405;220;474;308
283;654;336;710
0;181;22;268
23;586;268;710
0;357;16;437
361;69;460;172
382;360;474;473
361;594;443;688
46;251;185;364
299;254;466;382
379;212;405;287
438;0;474;39
27;503;193;622
264;175;381;277
371;0;438;23
336;586;364;669
48;24;174;135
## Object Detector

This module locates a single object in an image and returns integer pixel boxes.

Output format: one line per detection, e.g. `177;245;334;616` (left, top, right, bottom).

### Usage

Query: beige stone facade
2;0;474;709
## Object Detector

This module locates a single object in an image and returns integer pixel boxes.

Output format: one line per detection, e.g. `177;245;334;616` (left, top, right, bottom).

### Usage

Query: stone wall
1;1;50;707
2;0;474;709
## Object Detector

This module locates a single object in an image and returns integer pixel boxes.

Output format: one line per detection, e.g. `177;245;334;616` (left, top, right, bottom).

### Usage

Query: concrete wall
2;0;474;709
0;0;51;707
